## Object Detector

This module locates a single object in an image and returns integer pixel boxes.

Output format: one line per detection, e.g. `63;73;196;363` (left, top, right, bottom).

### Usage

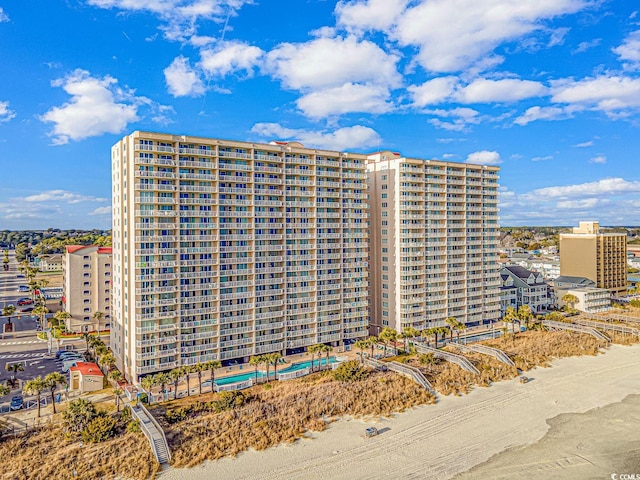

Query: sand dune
161;344;640;480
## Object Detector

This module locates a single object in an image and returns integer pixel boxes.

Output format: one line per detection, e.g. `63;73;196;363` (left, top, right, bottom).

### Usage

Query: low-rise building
69;362;104;394
564;287;611;313
499;265;552;315
35;254;63;272
62;245;112;333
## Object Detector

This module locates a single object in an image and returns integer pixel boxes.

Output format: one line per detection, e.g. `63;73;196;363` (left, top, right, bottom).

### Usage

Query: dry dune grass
0;427;160;480
150;370;435;468
484;330;602;371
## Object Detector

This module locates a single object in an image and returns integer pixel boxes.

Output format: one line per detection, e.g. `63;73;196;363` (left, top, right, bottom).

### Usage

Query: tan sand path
161;344;640;480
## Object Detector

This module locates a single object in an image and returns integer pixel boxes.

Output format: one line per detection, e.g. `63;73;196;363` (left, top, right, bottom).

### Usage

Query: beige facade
111;132;369;381
367;152;501;334
62;246;112;333
560;222;627;295
69;362;105;393
563;287;611;313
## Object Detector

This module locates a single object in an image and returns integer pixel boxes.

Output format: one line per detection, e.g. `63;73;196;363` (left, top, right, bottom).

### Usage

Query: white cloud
40;69;170;144
526;178;640;199
572;38;601;54
573;140;594;147
393;0;589;72
264;36;401;91
531;155;553;162
465;150;501;165
86;0;251;43
0;7;9;22
556;198;603;209
336;0;409;33
164;56;205;96
589;154;607;164
89;206;112;216
424;107;480;131
613;30;640;69
200;41;264;77
296;83;392;118
251;123;381;151
407;77;458;107
0;101;16;122
513;105;575;125
551;75;640;114
454;78;547;103
23;190;107;204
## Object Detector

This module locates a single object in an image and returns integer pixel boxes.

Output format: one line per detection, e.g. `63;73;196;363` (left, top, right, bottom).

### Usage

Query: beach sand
161;344;640;480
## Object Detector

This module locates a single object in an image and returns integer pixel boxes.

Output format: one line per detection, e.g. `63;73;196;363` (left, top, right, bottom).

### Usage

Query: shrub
126;419;141;433
332;360;369;382
165;407;190;424
82;415;118;443
211;391;245;412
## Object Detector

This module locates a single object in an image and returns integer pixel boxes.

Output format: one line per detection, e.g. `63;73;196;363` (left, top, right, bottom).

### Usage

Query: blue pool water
202;356;338;387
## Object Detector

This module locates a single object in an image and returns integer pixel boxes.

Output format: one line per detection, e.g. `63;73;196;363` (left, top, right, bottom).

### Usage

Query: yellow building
559;222;627;295
367;151;501;334
111;132;369;381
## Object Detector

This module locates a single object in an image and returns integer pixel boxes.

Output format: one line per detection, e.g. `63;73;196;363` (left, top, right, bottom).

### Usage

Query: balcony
220;347;254;360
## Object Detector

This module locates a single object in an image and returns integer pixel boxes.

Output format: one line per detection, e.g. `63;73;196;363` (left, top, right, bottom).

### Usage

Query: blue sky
1;0;640;229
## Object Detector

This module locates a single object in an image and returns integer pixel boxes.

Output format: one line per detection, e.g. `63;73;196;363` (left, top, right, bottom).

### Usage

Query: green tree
113;387;123;412
453;320;467;342
402;326;420;351
249;355;264;384
80;332;93;353
319;344;332;369
23;376;48;419
6;363;24;387
368;336;378;359
183;365;196;396
93;311;104;333
445;317;457;342
418;352;437;373
192;362;207;395
268;352;282;378
53;310;71;328
153;372;171;401
562;293;579;310
168;368;184;400
379;327;398;357
108;369;122;387
82;415;117;443
98;351;116;375
307;344;321;372
0;382;10;396
503;306;519;334
204;360;221;393
44;372;67;415
354;339;369;364
518;305;534;329
32;304;49;331
2;304;16;325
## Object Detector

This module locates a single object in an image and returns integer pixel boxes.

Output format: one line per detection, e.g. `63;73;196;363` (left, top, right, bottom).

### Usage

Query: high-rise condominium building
367;151;501;334
559;221;627;295
62;245;112;333
111;131;369;381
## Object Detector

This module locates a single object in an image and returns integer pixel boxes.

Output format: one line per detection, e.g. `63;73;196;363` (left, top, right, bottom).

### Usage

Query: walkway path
131;403;171;465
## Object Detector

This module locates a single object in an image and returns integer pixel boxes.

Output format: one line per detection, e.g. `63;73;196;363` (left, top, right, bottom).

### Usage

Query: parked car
20;307;34;313
17;299;33;306
58;352;83;361
17;285;29;292
55;349;77;359
16;274;24;279
10;396;23;410
61;360;80;373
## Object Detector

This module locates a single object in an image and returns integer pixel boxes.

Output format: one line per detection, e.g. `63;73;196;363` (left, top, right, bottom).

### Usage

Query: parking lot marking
0;353;50;359
0;341;42;346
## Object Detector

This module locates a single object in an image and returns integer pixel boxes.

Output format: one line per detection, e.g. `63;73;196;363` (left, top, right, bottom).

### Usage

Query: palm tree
445;317;457;342
320;344;332;369
93;311;104;334
6;363;24;387
504;306;519;334
88;335;104;358
2;304;16;326
80;332;93;353
307;344;319;372
249;355;263;384
368;336;378;359
402;326;420;351
53;310;71;334
0;383;9;396
421;328;433;347
108;369;122;387
269;352;282;378
204;360;221;393
98;351;116;375
454;320;467;342
140;375;157;394
379;327;397;357
183;365;196;396
168;368;183;400
518;305;534;329
23;376;48;419
33;304;49;331
192;362;207;395
153;372;171;400
562;293;579;311
113;387;123;412
44;372;67;414
418;352;436;373
354;339;368;363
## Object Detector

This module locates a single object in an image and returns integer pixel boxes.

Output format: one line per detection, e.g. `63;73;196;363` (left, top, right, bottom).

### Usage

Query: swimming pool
277;356;337;374
203;370;265;387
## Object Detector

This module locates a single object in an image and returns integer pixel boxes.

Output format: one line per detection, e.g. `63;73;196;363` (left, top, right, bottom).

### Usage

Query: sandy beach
161;344;640;480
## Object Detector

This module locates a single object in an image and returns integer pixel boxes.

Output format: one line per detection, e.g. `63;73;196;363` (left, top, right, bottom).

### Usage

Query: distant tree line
0;229;111;262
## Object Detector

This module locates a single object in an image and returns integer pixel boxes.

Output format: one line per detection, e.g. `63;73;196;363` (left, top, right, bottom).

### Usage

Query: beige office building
560;221;627;295
367;152;501;334
111;131;369;381
62;245;112;333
